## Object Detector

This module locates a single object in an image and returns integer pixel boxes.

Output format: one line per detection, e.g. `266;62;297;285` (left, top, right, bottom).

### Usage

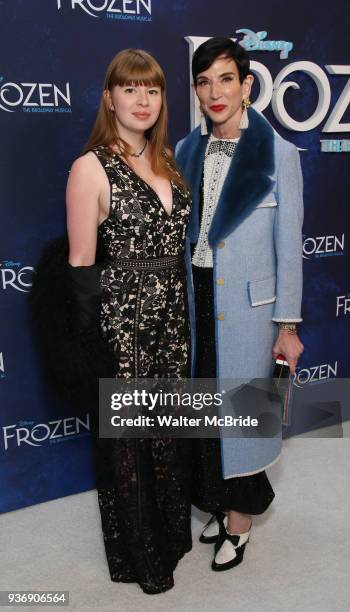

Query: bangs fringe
121;77;163;87
109;51;164;89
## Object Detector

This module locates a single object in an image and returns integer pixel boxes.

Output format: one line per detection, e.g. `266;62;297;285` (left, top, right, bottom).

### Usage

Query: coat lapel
176;125;208;242
208;108;275;245
176;108;275;245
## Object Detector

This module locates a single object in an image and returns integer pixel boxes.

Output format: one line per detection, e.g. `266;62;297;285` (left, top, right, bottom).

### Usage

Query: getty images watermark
99;378;284;439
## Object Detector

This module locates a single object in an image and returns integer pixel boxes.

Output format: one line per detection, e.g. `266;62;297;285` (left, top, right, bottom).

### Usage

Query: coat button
217;278;224;286
218;313;225;321
218;241;225;249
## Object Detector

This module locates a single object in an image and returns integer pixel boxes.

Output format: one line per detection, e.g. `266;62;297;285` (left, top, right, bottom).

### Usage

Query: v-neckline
111;152;174;220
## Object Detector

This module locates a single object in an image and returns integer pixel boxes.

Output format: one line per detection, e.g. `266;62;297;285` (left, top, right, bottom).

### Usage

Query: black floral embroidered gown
91;146;192;595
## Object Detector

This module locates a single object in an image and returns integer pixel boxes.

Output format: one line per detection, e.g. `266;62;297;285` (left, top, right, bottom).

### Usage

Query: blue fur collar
176;107;275;245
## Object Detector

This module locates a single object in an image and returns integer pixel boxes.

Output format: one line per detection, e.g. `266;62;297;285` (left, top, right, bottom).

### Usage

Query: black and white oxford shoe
211;519;252;571
199;512;227;544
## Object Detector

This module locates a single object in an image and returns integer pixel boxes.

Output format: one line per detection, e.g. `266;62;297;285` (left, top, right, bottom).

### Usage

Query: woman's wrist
278;322;297;334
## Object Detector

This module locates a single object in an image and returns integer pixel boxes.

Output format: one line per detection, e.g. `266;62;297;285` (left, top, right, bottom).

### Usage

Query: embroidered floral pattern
92;146;193;594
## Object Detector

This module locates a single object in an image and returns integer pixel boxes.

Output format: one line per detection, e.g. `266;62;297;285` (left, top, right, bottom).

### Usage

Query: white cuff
272;317;303;323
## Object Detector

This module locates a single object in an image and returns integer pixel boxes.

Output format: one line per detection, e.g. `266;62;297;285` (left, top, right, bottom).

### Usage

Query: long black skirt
191;264;275;515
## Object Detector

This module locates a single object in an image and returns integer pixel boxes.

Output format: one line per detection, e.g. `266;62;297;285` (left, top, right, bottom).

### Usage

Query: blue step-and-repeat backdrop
1;0;349;513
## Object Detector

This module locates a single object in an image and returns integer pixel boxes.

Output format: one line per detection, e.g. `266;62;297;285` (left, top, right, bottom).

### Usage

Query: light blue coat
176;107;304;478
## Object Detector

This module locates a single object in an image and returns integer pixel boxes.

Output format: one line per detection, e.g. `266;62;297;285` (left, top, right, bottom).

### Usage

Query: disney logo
3;261;22;268
236;29;293;59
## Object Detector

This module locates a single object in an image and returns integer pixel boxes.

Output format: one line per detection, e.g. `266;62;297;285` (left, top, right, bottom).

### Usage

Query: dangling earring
200;105;208;136
239;98;251;130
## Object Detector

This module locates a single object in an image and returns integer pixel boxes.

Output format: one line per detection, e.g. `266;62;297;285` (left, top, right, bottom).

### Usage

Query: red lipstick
210;105;226;112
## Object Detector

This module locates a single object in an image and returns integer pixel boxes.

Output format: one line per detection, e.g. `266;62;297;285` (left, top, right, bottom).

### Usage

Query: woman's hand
272;330;304;375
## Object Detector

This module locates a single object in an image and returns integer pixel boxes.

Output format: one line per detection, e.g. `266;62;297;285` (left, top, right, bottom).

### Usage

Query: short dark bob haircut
192;37;251;85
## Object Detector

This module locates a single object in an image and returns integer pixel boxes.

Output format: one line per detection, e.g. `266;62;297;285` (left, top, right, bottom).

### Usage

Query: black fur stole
29;235;115;412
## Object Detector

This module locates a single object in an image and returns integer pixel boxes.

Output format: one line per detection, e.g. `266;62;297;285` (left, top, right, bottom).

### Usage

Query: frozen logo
294;361;338;386
2;414;91;450
336;295;350;317
56;0;152;20
0;78;71;113
186;35;350;134
0;352;5;380
0;261;34;293
303;234;345;260
320;139;350;153
236;28;293;59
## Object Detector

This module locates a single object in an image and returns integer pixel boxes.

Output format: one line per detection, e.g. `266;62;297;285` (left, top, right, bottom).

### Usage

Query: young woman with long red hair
33;49;192;594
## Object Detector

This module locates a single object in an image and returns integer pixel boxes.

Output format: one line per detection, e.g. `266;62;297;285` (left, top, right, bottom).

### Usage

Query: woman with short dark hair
177;37;304;572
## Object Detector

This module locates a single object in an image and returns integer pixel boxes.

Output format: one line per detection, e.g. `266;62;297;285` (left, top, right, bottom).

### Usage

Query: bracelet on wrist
278;322;297;334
